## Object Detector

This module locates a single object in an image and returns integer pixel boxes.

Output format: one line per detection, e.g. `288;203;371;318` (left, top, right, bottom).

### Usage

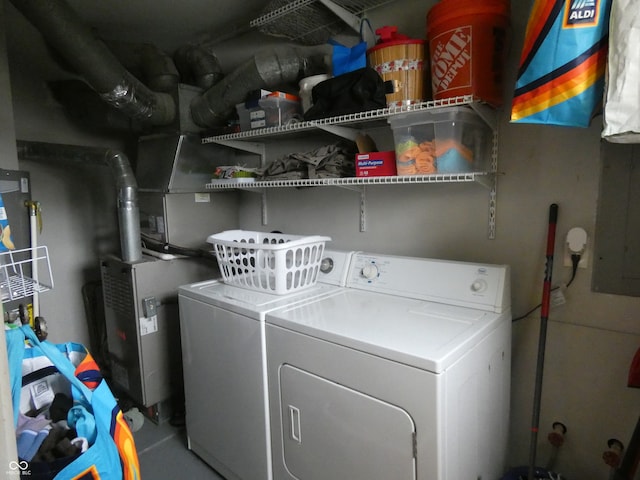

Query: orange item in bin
396;140;436;175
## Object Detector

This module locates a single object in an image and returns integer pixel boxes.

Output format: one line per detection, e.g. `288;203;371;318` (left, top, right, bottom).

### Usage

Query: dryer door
279;365;417;480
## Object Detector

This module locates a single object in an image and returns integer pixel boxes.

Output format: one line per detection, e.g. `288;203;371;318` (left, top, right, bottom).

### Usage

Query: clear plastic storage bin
258;93;303;128
388;106;491;175
235;102;266;130
208;230;331;295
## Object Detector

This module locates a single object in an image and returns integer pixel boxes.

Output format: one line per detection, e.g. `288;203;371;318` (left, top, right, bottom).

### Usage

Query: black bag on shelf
304;67;387;121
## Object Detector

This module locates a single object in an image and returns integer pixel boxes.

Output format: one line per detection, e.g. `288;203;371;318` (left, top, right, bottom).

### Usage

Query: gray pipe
190;45;331;128
9;0;175;126
48;79;148;134
174;45;223;90
16;141;142;263
105;150;141;263
101;40;179;93
139;44;180;93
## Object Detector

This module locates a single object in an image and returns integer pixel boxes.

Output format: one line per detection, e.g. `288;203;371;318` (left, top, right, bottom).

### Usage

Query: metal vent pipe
174;45;224;90
190;45;331;127
9;0;175;126
16;141;142;263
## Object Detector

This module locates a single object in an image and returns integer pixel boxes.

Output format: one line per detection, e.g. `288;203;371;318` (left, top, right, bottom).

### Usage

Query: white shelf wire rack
0;246;53;303
201;95;500;238
202;95;481;144
250;0;397;45
206;172;494;190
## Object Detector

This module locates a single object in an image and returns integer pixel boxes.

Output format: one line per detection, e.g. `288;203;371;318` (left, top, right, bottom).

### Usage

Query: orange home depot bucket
368;26;427;107
427;0;510;106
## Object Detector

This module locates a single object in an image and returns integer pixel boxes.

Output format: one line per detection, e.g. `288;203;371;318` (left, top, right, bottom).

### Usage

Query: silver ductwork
174;45;224;90
11;0;333;131
190;45;331;128
16;141;142;263
106;150;141;263
9;0;175;126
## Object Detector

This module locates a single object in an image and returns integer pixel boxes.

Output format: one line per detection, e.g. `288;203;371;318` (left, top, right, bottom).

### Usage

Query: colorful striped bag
511;0;612;127
5;325;140;480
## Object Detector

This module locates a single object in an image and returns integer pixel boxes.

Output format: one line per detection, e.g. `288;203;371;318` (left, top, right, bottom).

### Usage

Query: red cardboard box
355;151;397;177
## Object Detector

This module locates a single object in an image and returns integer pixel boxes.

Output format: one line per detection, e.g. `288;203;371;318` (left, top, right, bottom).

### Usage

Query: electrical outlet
563;227;589;269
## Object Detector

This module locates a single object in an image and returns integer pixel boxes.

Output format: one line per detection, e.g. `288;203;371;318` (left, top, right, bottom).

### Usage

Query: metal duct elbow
9;0;175;126
190;46;309;128
105;150;142;263
49;79;148;134
16;141;142;263
174;45;223;90
140;44;180;93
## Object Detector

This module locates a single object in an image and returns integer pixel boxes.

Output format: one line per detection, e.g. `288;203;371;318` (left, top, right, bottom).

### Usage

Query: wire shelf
206;172;495;190
202;95;477;144
203;95;498;192
0;246;54;303
251;0;397;45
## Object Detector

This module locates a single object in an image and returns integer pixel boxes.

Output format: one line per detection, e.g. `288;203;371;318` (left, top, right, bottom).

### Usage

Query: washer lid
266;289;508;372
179;280;341;318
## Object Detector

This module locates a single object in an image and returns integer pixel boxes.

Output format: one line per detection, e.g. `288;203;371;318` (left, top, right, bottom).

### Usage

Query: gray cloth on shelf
260;142;355;180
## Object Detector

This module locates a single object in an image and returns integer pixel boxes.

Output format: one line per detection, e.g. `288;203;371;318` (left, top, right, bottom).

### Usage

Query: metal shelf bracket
469;102;498;131
317;0;361;32
489;178;497;240
488;125;499;240
338;184;367;232
315;124;362;141
208;139;266;156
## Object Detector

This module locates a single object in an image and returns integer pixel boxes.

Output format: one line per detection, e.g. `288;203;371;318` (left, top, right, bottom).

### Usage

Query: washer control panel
348;253;510;312
318;250;354;286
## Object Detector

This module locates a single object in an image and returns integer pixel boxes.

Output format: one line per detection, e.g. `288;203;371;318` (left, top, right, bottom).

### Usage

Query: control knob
471;279;488;293
361;264;379;280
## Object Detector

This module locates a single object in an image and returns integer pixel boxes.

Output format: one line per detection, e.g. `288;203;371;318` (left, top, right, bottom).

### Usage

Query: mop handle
541;204;558;320
528;203;558;480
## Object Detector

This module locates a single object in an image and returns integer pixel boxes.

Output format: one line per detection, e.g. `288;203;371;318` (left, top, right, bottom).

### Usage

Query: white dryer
178;250;352;480
266;252;512;480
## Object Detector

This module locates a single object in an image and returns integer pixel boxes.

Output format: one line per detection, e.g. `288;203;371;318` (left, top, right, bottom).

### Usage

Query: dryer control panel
348;253;511;313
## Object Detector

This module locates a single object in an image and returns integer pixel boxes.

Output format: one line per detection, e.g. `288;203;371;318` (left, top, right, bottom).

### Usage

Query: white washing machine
178;250;352;480
266;252;512;480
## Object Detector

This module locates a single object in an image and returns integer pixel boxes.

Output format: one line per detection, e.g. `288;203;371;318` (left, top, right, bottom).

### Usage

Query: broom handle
528;203;559;480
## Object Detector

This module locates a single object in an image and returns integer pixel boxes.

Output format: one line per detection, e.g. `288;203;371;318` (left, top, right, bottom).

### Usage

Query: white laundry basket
208;230;331;295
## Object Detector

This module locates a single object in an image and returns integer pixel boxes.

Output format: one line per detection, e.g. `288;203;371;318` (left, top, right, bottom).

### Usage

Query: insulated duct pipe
139;43;180;93
174;45;223;90
16;141;142;263
190;45;331;127
9;0;175;126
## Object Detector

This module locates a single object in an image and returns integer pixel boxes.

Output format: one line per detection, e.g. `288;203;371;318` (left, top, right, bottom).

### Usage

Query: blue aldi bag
511;0;612;127
5;325;141;480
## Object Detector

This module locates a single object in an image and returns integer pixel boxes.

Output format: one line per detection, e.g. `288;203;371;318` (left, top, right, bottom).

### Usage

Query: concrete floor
134;419;224;479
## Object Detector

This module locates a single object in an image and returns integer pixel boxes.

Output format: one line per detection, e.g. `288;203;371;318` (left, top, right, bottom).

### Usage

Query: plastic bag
304;67;387;120
330;39;367;76
602;0;640;142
